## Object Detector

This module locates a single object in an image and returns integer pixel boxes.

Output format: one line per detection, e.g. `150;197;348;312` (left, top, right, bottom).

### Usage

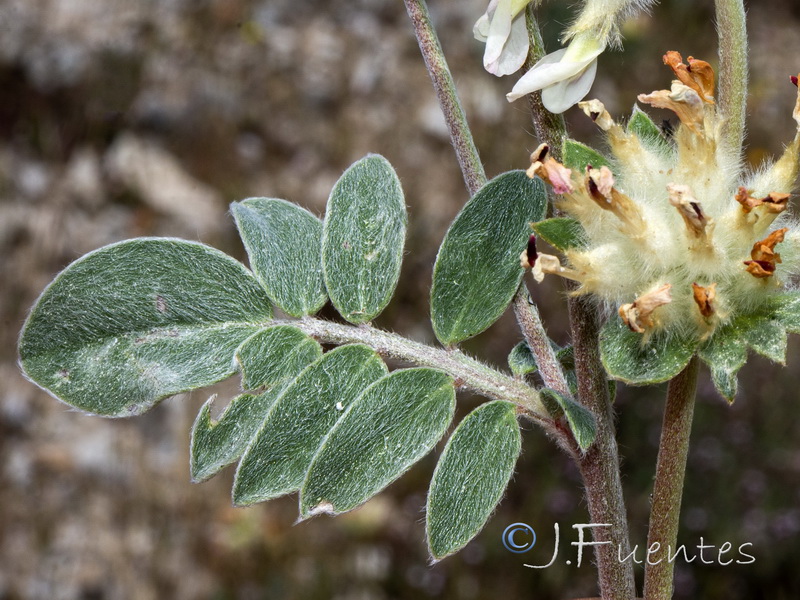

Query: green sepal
426;401;521;560
18;238;273;417
539;388;597;451
562;139;611;172
599;318;698;385
431;171;547;345
628;105;670;150
300;368;455;518
231;197;327;317
532;218;588;251
321;154;407;324
699;308;789;402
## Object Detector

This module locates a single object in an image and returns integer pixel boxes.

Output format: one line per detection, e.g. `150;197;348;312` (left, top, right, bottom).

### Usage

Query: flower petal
483;0;514;73
506;49;581;101
540;58;598;113
473;0;499;42
487;10;529;76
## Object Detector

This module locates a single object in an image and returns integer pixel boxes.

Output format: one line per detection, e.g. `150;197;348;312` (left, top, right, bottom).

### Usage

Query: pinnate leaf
233;345;387;506
427;401;520;560
431;171;547;345
236;325;323;391
300;368;455;518
322;155;406;324
19;238;272;417
232;198;327;317
190;326;323;482
191;392;279;483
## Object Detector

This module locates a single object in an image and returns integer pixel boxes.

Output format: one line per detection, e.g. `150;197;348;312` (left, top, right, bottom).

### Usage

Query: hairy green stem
715;0;748;153
569;297;637;600
513;286;571;397
284;316;549;421
643;356;700;600
403;0;486;195
524;6;567;159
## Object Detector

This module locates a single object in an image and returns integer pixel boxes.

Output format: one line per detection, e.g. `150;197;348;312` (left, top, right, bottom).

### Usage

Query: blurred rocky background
2;0;800;598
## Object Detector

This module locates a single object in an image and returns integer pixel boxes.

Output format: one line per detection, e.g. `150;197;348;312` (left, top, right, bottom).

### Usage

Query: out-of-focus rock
105;134;222;234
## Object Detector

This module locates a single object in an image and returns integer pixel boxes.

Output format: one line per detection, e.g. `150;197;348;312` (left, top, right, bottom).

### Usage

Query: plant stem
403;0;486;195
643;356;700;600
569;297;637;600
715;0;748;153
524;10;635;598
284;316;549;421
513;286;571;397
524;6;567;159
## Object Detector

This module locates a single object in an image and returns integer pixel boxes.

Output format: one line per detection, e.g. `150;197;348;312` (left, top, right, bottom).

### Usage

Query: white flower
506;32;604;113
474;0;533;77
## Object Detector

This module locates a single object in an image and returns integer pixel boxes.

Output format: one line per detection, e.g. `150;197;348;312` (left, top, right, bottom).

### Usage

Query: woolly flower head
523;52;800;399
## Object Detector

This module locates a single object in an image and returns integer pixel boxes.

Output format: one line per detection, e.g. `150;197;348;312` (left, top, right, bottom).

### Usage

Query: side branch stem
513;286;570;397
403;0;486;195
288;317;548;421
643;356;700;600
715;0;748;152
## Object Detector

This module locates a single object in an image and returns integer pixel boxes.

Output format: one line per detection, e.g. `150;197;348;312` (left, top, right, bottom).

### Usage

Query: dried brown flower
692;282;717;318
663;51;715;103
527;144;574;195
744;228;788;278
619;283;673;333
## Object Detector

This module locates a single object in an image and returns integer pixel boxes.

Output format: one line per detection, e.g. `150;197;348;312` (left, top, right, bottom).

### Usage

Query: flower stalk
643;356;700;600
714;0;748;152
523;5;567;157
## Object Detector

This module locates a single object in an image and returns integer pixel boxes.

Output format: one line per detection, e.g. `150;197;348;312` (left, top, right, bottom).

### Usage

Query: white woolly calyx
523;52;800;344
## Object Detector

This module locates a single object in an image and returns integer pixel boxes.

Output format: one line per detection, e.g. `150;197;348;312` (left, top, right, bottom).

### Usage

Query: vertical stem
524;9;635;598
513;286;570;397
524;6;567;160
643;356;700;600
570;297;637;600
403;0;486;195
715;0;748;152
